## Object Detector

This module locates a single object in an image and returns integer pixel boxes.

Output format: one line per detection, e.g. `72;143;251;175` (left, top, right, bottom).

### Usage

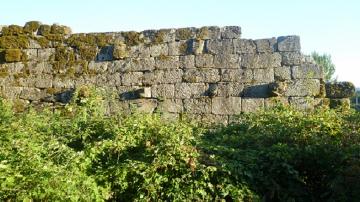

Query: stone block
325;82;355;98
106;99;130;115
212;97;242;115
151;84;175;98
284;79;320;97
197;26;221;40
0;86;23;99
149;43;168;57
184;98;212;114
253;68;275;83
190;39;205;55
175;27;196;40
34;75;53;88
179;55;195;68
168;40;190;56
241;53;282;69
23;49;37;61
292;64;323;79
255;38;277;53
214;54;240;69
241;98;265;113
183;69;220;83
289;97;315;110
274;66;291;81
97;46;113;61
138;87;151;98
122;58;155;72
155;56;179;69
216;82;244;97
205;39;234;55
221;26;241;39
277;35;301;52
53;77;75;88
37;48;55;61
234;39;256;54
129;99;158;113
121;72;143;86
195;54;214;68
128;44;151;58
88;61;110;74
105;73;122;87
157;28;176;42
221;69;253;82
175;83;207;98
243;83;270;98
20;88;46;101
157;99;183;113
281;52;302;66
143;69;183;84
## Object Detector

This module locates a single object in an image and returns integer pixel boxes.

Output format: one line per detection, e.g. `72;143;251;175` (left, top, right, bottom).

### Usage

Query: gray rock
157;99;183;113
122;58;155;72
205;39;234;55
216;82;244;97
212;97;242;115
221;69;253;82
242;98;265;112
88;61;110;74
149;43;168;57
183;69;220;83
221;26;241;39
255;38;277;53
214;54;240;69
195;54;214;68
284;79;320;96
35;75;53;88
184;98;212;114
20;88;46;101
253;68;275;83
281;52;302;66
151;84;175;98
23;49;38;61
292;64;323;79
277;36;301;52
179;55;195;69
274;66;291;81
38;48;55;61
143;69;183;84
234;39;256;54
155;56;179;69
168;40;190;56
241;53;282;68
128;44;151;58
289;97;315;110
175;27;196;40
121;72;143;86
175;83;207;98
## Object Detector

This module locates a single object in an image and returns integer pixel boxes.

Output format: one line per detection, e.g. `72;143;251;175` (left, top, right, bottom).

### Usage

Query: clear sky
1;0;359;86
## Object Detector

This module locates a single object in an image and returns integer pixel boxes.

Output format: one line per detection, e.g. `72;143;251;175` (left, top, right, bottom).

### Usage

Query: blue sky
1;0;359;86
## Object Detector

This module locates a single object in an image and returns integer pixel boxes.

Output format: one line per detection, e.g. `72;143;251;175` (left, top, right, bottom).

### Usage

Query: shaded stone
243;83;270;98
174;83;207;98
255;38;276;53
221;69;253;82
184;98;211;114
329;98;351;109
325;82;355;98
264;97;289;108
129;99;158;113
212;97;242;115
242;98;265;112
241;53;281;68
97;46;113;61
216;82;244;97
277;35;301;52
157;99;183;113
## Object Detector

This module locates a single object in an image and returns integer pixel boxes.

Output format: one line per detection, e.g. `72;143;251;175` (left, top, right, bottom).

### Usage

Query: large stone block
183;69;220;83
175;83;207;98
149;43;168;57
121;72;143;86
234;39;256;54
195;54;214;68
253;68;275;83
20;88;46;101
277;35;301;52
284;79;320;97
122;58;155;72
254;38;277;53
37;48;56;61
289;97;315;110
34;75;53;88
241;98;265;112
292;64;323;79
212;97;242;115
151;84;175;98
143;69;183;84
264;97;289;108
243;83;270;98
215;82;244;97
179;55;195;69
168;40;190;56
325;82;355;98
97;46;113;61
128;44;151;58
184;98;211;114
197;26;221;40
274;66;291;81
175;27;196;40
157;99;183;113
205;39;234;55
221;69;253;82
155;56;179;69
281;52;302;66
241;53;281;69
214;54;240;69
23;49;37;61
221;26;241;39
88;61;110;74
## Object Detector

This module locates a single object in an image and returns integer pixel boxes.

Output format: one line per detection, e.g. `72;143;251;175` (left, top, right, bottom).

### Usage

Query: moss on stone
113;41;129;59
123;31;144;46
153;31;165;44
50;24;72;35
158;54;170;61
330;98;351;109
325;82;355;98
23;21;41;34
0;36;30;49
46;87;62;95
78;45;98;61
179;42;189;55
176;28;193;40
197;27;209;40
52;46;76;73
0;65;9;77
35;36;51;48
4;49;25;62
12;99;27;113
38;25;51;36
2;25;24;36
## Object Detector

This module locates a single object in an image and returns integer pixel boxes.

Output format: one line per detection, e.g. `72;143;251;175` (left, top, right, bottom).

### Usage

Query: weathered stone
242;98;264;112
281;52;302;66
121;72;143;86
151;84;174;98
122;58;155;72
28;39;42;49
274;66;291;81
118;86;142;100
53;77;75;88
157;28;176;42
23;49;37;61
197;26;221;40
129;99;158;113
179;55;195;68
221;69;253;82
20;88;46;101
221;26;241;39
143;69;183;84
234;39;256;54
149;43;168;57
168;40;190;56
88;61;110;74
183;69;220;83
155;56;179;69
284;79;320;97
329;98;351;109
157;99;183;113
105;73;122;87
264;97;289;108
277;36;301;52
0;86;23;99
35;75;53;88
241;53;282;68
292;64;323;79
175;83;207;98
184;98;211;114
37;48;55;61
214;54;240;69
243;83;270;98
190;39;205;55
289;97;315;110
113;42;129;59
325;82;355;98
253;68;274;83
106;99;130;115
255;38;276;53
195;54;214;68
212;97;242;115
175;27;196;40
216;82;244;97
128;44;151;58
205;39;233;55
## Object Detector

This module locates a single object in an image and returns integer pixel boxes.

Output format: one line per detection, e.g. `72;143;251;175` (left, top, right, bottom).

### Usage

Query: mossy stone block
2;25;23;36
37;25;51;35
23;21;41;34
0;36;30;49
4;49;23;62
330;98;351;109
325;82;355;98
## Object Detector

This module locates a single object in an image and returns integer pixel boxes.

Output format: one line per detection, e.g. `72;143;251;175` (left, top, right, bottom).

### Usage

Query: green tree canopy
311;52;336;81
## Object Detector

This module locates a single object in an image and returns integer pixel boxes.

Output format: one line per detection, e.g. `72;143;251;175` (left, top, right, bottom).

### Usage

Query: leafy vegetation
1;88;360;201
312;52;336;81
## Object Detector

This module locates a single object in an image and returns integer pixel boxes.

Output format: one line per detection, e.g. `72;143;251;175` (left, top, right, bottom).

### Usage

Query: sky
1;0;359;86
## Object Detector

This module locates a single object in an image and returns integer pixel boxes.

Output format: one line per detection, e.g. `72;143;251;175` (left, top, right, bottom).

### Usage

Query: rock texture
0;22;355;124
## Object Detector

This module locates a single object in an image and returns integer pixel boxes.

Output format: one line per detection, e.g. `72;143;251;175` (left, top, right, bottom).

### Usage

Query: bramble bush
1;87;360;201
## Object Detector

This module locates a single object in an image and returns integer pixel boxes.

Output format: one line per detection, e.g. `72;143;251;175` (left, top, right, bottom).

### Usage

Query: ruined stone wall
0;22;354;124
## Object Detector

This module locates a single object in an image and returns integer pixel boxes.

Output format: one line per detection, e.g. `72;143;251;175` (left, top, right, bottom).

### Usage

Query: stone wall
0;22;355;124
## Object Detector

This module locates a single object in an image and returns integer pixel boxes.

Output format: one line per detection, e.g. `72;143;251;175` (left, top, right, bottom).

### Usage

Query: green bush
0;88;359;201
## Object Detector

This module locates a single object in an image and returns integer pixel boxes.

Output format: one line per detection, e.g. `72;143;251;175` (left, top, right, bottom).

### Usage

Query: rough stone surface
242;98;265;112
281;52;302;66
292;64;323;79
221;69;253;82
234;39;256;54
184;98;211;114
284;79;320;97
277;36;301;52
241;53;282;68
253;68;275;83
212;97;242;115
274;66;292;81
221;26;241;39
325;82;355;98
183;69;220;83
255;38;276;53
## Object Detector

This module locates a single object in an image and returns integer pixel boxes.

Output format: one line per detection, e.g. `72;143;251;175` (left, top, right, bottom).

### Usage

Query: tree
311;52;336;81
